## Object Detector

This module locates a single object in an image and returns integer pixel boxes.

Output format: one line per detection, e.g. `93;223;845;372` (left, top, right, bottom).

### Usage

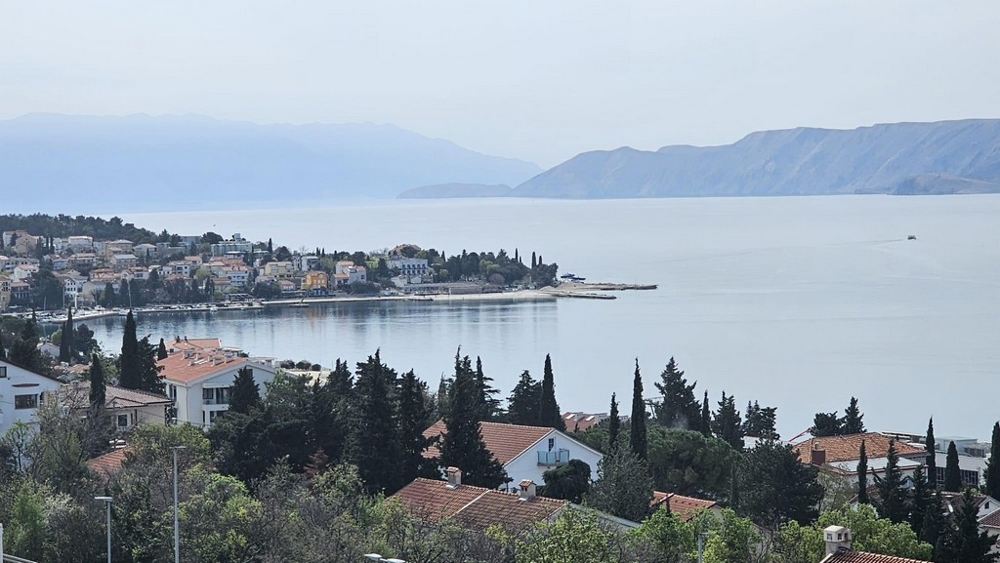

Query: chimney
823;525;852;555
811;444;826;466
518;479;536;501
445;466;462;488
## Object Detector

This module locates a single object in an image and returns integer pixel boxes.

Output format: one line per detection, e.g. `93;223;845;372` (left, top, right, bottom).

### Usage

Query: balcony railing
537;449;571;467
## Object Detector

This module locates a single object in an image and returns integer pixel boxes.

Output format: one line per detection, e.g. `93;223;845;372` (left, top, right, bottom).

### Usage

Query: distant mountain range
397;183;513;199
511;120;1000;198
0;114;541;211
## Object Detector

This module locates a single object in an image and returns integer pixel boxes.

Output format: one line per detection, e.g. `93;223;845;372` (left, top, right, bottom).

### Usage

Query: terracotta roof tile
979;508;1000;528
823;550;931;563
86;447;131;476
793;433;924;464
562;412;607;433
61;381;171;409
422;421;553;465
650;491;719;521
158;346;248;384
392;477;566;533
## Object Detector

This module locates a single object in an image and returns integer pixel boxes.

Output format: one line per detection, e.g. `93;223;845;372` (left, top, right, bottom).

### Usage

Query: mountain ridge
512;119;1000;198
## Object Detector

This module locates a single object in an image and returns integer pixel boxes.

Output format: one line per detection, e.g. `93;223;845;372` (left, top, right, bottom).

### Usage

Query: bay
85;195;1000;440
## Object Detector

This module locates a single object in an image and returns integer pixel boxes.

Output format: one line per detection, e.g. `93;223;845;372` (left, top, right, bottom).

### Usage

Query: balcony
537;449;570;467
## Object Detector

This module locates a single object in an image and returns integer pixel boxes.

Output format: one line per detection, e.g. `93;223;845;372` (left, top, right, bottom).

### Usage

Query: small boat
571;276;586;282
208;305;219;313
907;235;917;240
560;273;576;279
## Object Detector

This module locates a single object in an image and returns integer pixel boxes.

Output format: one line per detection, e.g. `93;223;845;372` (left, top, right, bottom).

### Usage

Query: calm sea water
84;195;1000;440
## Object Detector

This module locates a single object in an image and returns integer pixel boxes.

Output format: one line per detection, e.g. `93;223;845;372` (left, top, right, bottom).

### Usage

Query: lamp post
172;445;187;563
95;496;113;563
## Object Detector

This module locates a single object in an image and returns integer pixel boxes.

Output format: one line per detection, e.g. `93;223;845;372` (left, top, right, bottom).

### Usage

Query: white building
388;256;429;278
60;380;173;431
0;360;63;436
157;338;277;428
422;420;604;492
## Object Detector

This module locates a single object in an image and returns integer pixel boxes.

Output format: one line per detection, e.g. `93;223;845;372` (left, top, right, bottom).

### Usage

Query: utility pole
95;496;113;563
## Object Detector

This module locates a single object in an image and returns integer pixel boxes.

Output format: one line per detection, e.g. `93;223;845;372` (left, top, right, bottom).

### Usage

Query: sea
81;195;1000;441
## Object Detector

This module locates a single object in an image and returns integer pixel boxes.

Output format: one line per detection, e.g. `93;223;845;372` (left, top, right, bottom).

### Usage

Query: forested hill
0;213;162;243
512;119;1000;198
0;114;542;212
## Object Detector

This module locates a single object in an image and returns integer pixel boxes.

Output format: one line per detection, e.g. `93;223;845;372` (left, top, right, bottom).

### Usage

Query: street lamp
172;445;187;563
95;496;113;563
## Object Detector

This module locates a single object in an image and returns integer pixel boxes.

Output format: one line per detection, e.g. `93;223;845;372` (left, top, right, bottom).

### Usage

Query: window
203;388;215;404
548;438;555;451
0;366;7;378
14;394;38;410
117;415;129;428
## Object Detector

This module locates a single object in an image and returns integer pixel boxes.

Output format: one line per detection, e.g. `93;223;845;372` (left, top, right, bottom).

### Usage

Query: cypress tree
944;441;962;492
700;391;711;437
89;353;106;410
531;252;537;269
0;339;6;360
926;417;938;489
842;396;865;434
873;439;907;523
607;393;620;452
157;338;168;361
538;354;564;430
441;353;507;489
59;307;73;363
229;366;261;415
398;369;436;483
857;439;869;504
136;336;164;394
119;311;140;389
473;356;501;422
629;359;647;459
985;422;1000;500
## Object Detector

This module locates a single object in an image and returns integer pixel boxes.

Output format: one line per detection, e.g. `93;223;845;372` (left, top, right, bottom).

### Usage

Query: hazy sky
3;1;999;166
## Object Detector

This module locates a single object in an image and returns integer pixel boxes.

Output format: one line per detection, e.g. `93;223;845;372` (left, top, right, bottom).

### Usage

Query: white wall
500;430;604;492
167;361;277;428
0;361;63;436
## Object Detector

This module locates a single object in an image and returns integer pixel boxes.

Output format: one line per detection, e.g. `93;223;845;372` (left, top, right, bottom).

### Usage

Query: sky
3;1;1000;167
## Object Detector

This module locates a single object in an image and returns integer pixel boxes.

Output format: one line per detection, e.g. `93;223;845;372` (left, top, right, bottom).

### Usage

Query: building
60;380;173;431
561;411;631;432
0;274;10;310
392;468;636;535
387;256;430;278
301;271;329;293
932;436;989;488
210;235;253;257
650;491;722;521
157;338;276;428
111;254;138;270
820;525;930;563
263;261;294;278
792;433;926;484
334;261;367;285
422;420;604;491
0;359;63;437
66;235;94;250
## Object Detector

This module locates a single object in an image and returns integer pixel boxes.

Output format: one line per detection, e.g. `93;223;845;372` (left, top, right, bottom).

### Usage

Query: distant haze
2;2;999;166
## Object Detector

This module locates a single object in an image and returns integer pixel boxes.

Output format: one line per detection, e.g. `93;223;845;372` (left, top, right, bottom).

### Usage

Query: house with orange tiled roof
0;359;63;437
793;433;926;485
392;467;637;535
650;491;722;522
157;338;276;428
86;445;132;479
820;525;931;563
422;420;604;492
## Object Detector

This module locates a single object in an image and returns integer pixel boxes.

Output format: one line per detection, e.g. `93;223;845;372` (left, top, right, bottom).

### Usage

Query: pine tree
944;488;997;563
712;391;744;450
229;366;261;415
506;370;540;425
857;439;869;504
607;393;620;452
350;350;403;494
909;465;931;538
89;353;106;410
156;338;168;361
985;422;1000;500
926;417;938;489
441;353;507;489
398;369;436;483
743;400;778;440
119;311;140;389
538;354;564;430
944;441;962;492
136;336;164;394
842;396;865;434
473;356;502;421
920;491;946;554
873;439;908;523
811;411;842;437
630;359;647;459
9;317;42;372
653;357;700;429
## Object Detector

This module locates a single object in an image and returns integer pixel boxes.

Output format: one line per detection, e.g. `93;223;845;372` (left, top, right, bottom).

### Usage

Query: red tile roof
158;345;248;384
562;412;607;433
822;550;931;563
792;433;924;464
422;421;553;464
61;381;172;409
392;477;566;533
85;446;131;476
650;491;719;521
